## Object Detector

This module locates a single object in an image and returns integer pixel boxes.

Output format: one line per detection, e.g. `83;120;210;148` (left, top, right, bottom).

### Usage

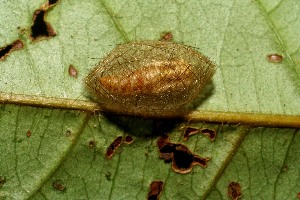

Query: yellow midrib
1;92;299;128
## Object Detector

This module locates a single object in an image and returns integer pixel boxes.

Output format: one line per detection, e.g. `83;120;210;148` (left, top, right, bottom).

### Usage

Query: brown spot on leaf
0;176;6;188
0;40;24;61
52;180;66;191
17;26;27;35
124;135;134;144
160;32;173;41
147;181;164;200
201;128;217;141
267;54;283;63
65;130;72;137
157;134;210;174
68;64;78;78
297;192;300;199
88;140;96;148
106;136;123;159
105;171;112;181
26;130;31;138
228;182;242;200
193;155;210;167
183;127;199;140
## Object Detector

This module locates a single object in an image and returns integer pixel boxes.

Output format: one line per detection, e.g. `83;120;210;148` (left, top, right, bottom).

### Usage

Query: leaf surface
0;0;299;199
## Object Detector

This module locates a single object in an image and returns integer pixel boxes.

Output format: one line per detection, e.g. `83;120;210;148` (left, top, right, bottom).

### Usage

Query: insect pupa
85;40;216;117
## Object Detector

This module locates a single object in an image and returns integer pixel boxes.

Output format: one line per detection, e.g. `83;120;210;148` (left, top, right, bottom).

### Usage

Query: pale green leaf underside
0;0;299;199
0;0;299;115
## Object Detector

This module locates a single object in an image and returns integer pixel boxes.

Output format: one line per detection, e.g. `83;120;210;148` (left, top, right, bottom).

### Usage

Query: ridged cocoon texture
85;40;216;117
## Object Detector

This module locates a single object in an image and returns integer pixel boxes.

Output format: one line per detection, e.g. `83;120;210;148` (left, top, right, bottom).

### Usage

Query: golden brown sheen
85;41;216;117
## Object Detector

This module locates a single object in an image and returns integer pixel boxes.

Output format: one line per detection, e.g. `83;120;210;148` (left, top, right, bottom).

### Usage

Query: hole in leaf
157;134;210;173
201;128;217;141
49;0;59;6
124;135;134;144
147;181;164;200
0;40;24;61
30;9;56;40
183;127;199;140
106;136;123;159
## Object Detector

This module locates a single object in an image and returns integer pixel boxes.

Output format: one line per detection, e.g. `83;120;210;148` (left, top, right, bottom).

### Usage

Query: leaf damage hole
49;0;60;6
30;0;60;41
124;135;134;144
157;134;210;174
201;128;217;141
267;54;283;63
52;180;66;191
147;181;164;200
159;31;173;41
41;0;60;8
30;9;56;40
227;182;242;200
106;136;123;159
0;40;24;61
183;127;199;140
68;64;78;78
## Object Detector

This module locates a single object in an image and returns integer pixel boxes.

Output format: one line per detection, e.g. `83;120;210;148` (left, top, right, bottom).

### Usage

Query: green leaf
0;0;299;199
